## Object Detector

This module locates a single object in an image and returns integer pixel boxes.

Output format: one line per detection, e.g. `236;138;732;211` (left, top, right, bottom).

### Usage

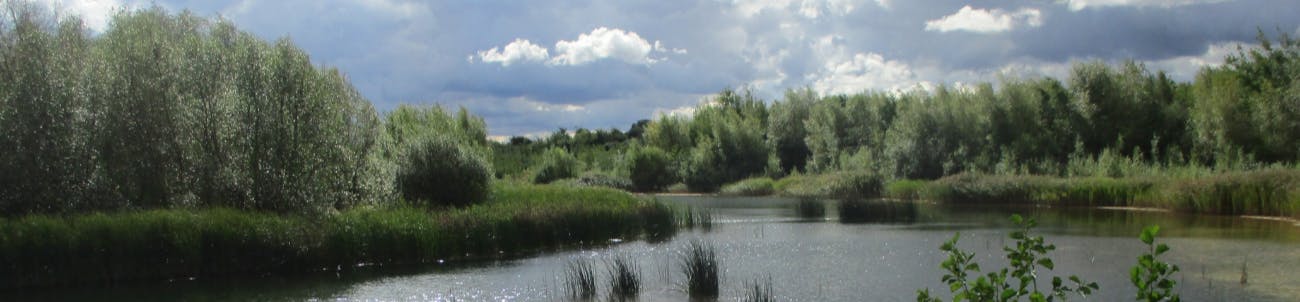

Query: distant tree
626;145;676;192
768;88;815;173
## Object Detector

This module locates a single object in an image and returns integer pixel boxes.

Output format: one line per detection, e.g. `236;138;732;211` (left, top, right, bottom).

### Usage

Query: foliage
0;184;675;289
917;215;1099;302
395;134;493;207
532;147;580;184
626;145;677;192
1131;225;1180;302
774;171;883;199
720;177;775;196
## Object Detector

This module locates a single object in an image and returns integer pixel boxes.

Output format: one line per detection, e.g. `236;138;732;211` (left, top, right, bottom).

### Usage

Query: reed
606;255;641;300
0;184;676;289
720;177;776;196
742;276;777;302
564;259;597;300
680;240;720;299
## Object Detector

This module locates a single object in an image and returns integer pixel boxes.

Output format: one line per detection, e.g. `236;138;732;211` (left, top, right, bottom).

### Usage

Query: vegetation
680;240;721;299
607;255;642;300
0;184;675;289
626;145;677;192
720;177;776;196
917;215;1100;302
396;134;492;207
743;276;777;302
532;147;581;184
837;199;917;223
1132;226;1181;302
564;259;597;300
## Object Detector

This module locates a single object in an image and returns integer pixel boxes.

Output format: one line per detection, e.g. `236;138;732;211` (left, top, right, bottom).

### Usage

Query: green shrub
774;171;883;199
396;135;493;207
626;145;677;192
573;171;634;191
720;177;775;196
884;179;929;200
532;147;580;184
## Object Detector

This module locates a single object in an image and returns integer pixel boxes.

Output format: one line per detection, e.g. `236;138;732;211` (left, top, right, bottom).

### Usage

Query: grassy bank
892;169;1300;217
0;184;674;289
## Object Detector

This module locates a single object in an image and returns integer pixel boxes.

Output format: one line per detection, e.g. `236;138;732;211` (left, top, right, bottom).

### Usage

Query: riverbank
716;168;1300;218
0;184;674;289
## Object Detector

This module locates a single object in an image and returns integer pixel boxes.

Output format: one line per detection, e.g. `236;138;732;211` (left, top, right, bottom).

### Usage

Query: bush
555;171;634;191
396;135;493;207
774;171;883;199
627;146;677;192
720;177;775;196
532;147;579;184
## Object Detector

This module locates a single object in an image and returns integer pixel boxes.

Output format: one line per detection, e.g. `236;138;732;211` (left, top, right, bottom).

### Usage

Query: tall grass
678;206;715;231
719;177;776;196
680;240;720;299
0;184;676;289
606;255;641;300
774;171;883;199
743;276;777;302
564;259;597;300
906;169;1300;217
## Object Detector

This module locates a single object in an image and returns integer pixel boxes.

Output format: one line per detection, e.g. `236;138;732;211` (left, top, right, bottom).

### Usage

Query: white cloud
32;0;133;32
509;97;586;113
475;28;681;67
805;36;929;95
1062;0;1230;11
476;39;549;66
551;27;659;66
1147;41;1243;80
729;0;871;19
925;6;1043;34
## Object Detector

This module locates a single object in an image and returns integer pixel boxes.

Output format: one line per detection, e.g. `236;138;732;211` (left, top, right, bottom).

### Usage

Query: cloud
32;0;138;32
1062;0;1231;11
925;5;1043;34
551;27;660;66
476;39;549;66
806;36;928;95
473;27;682;67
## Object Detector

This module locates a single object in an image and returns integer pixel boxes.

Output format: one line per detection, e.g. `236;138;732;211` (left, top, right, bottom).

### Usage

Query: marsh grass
838;199;918;224
914;169;1300;217
680;240;720;299
719;177;775;196
0;184;675;289
774;171;883;199
564;259;597;300
793;198;825;219
678;206;715;231
742;276;777;302
606;255;641;300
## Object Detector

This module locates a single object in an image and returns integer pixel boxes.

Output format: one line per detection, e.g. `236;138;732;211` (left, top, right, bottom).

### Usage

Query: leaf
1011;214;1024;225
1052;276;1062;287
1140;225;1159;244
1038;258;1055;270
1156;243;1170;255
1029;292;1046;302
1001;289;1016;300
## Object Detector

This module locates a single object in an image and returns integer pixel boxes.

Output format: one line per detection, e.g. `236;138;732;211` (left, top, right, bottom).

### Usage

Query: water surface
7;196;1299;301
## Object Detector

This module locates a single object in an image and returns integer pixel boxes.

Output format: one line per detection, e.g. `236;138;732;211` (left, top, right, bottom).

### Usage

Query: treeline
0;4;490;215
500;31;1299;193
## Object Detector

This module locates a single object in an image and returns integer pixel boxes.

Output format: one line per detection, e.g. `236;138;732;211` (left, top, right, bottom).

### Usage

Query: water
7;195;1300;301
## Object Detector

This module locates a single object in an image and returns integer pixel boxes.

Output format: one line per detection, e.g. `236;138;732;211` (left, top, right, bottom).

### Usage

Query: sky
32;0;1300;139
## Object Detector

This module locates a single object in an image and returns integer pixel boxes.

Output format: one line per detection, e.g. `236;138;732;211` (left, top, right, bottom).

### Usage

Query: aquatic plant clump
0;185;674;289
680;240;721;299
606;256;641;300
564;259;596;300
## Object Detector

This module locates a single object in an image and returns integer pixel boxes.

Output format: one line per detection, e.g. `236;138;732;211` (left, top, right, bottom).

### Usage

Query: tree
768;88;815;173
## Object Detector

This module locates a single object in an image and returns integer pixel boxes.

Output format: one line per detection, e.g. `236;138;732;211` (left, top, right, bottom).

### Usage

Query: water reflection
6;195;1299;301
